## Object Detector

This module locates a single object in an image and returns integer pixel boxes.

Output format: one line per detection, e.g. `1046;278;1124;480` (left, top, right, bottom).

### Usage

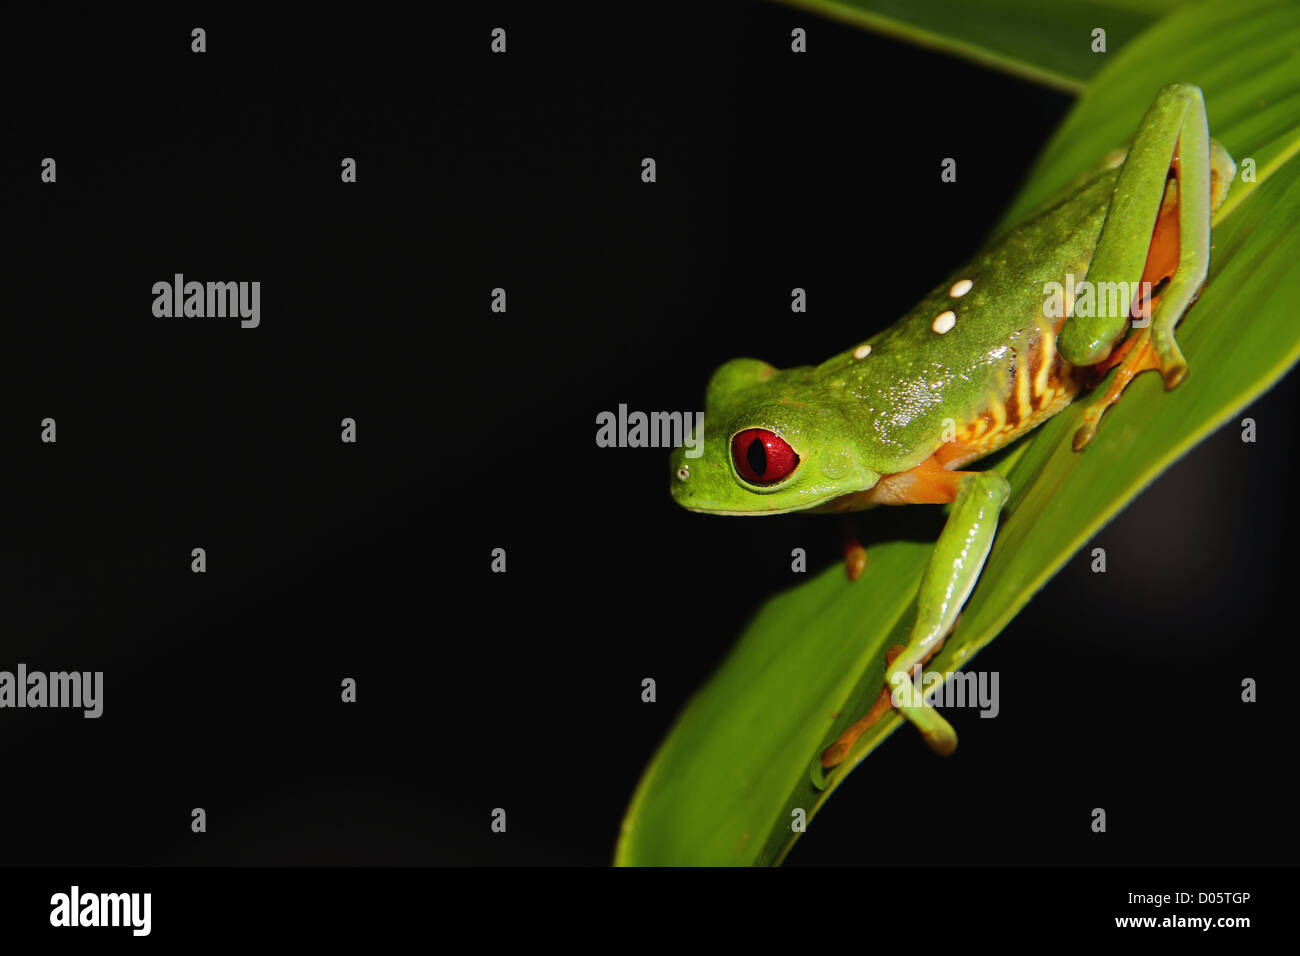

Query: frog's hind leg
1068;84;1235;449
1072;140;1233;449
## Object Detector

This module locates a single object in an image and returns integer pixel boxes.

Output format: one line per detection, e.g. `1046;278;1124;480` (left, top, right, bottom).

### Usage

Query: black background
2;4;1295;867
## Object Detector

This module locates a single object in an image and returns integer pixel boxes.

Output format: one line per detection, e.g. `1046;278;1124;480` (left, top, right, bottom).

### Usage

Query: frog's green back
817;165;1121;474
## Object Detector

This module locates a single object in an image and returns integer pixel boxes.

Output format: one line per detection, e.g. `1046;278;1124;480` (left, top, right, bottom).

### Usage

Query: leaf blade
776;0;1194;93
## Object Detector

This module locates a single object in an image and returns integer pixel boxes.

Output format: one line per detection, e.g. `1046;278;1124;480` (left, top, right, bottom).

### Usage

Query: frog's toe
1073;420;1098;452
841;516;868;581
843;545;867;581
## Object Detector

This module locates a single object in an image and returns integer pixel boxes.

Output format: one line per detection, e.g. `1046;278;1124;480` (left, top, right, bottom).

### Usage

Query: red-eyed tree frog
668;84;1235;768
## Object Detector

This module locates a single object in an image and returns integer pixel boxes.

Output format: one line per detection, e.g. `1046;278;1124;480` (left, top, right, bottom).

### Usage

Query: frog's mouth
669;488;829;517
678;505;800;516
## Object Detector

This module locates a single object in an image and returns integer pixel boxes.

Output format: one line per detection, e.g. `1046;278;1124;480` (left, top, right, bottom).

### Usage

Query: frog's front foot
821;645;905;768
819;626;961;769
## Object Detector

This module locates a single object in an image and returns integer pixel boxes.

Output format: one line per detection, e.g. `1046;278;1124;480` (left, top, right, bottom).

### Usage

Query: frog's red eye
731;429;799;485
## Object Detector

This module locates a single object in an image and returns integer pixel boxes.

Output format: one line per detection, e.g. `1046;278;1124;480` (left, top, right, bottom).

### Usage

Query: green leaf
776;0;1195;93
617;0;1300;866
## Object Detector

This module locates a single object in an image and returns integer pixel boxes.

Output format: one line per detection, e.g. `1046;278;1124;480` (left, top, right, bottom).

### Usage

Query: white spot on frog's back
932;310;957;334
949;279;973;298
853;343;872;360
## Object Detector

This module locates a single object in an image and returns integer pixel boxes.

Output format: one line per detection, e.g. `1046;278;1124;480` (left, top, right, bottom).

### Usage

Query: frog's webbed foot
1072;327;1166;450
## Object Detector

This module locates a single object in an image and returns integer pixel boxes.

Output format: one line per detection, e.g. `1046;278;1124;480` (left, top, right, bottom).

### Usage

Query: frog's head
669;357;881;515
